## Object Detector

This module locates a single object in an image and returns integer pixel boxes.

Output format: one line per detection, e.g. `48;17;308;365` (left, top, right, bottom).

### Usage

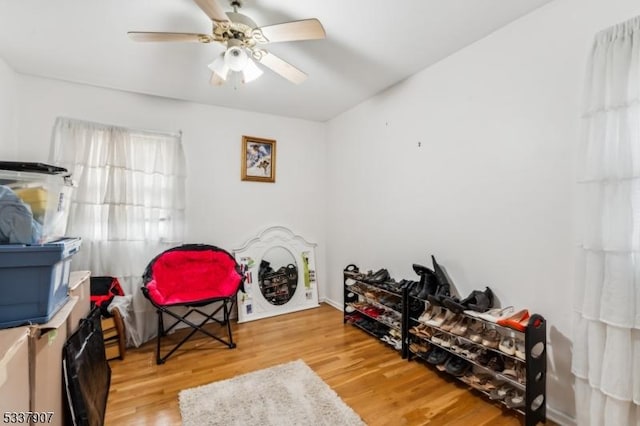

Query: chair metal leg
224;301;235;348
156;311;164;364
153;299;238;364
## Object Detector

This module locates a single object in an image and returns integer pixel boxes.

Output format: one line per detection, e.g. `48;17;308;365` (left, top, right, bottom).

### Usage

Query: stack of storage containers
0;162;81;329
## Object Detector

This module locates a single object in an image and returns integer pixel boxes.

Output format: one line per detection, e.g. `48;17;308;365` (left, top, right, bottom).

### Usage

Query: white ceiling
0;0;553;122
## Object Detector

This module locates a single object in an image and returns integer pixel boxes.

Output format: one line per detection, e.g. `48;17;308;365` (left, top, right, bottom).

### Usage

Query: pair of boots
409;255;451;302
410;256;495;314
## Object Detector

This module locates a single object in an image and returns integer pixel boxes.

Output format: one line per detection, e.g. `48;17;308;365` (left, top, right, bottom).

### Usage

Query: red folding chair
141;244;244;364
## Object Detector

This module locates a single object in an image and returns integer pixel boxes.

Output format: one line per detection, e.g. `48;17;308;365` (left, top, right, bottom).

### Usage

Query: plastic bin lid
0;161;68;175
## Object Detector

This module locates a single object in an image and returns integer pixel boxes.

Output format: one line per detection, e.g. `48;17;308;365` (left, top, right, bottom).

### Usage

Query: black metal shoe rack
342;264;546;426
343;264;406;356
405;288;546;426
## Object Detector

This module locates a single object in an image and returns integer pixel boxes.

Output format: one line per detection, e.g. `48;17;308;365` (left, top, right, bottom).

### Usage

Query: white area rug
179;359;365;426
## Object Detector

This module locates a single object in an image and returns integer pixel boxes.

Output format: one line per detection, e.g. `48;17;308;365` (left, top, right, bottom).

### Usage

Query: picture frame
241;135;276;183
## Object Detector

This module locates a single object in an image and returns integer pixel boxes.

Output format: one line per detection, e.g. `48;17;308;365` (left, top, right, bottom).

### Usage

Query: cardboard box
67;271;91;335
0;326;30;413
28;296;77;426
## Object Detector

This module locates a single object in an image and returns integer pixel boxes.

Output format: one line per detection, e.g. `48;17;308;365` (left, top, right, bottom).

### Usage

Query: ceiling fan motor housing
212;11;259;48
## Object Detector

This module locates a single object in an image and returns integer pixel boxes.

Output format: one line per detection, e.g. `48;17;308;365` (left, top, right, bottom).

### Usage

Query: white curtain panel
573;16;640;426
50;117;186;347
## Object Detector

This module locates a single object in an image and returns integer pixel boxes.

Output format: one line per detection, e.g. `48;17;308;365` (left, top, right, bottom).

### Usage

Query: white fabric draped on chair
572;15;640;426
50;117;186;347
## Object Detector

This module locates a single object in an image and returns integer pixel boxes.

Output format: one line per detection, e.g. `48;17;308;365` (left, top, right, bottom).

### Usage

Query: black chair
141;244;244;364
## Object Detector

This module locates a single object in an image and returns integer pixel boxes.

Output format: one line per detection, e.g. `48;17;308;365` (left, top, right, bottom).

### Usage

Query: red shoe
497;309;530;332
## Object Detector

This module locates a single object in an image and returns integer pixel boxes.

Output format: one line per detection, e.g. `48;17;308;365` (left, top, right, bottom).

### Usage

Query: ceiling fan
128;0;326;86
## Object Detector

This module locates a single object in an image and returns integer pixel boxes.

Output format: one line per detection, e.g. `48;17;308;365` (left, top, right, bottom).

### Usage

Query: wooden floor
106;303;543;426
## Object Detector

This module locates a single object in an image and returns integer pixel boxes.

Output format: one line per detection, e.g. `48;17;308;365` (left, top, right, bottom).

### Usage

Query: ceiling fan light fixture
210;72;226;86
224;45;248;71
242;58;263;83
208;53;229;80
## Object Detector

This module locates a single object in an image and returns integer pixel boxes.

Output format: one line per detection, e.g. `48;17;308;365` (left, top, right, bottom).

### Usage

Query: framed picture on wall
241;135;276;183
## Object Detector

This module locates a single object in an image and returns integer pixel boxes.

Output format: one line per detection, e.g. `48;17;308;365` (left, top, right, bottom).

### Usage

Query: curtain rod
55;117;182;138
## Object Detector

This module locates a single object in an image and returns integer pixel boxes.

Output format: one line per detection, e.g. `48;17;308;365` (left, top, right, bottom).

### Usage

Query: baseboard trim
546;406;575;426
320;297;342;311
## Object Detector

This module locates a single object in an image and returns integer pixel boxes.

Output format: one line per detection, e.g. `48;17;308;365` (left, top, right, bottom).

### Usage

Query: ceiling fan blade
256;19;326;43
258;52;307;84
128;32;212;43
193;0;230;24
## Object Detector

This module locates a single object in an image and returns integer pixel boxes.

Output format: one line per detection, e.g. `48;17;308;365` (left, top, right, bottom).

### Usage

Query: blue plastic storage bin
0;237;81;329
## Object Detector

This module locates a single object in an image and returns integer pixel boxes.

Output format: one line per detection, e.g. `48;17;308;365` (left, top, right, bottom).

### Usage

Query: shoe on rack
431;332;446;346
445;356;471;377
498;335;516;356
443;286;494;314
466;319;485;343
464;345;483;361
399;279;414;290
515;338;525;360
364;268;390;284
417;326;433;340
428;287;454;306
501;359;519;381
504;391;526;409
485;354;505;372
409;280;425;298
471;375;501;392
416;274;438;300
440;314;461;332
489;383;513;401
413;263;438;300
506;363;527;385
451;317;470;336
426;347;449;365
439;335;454;348
497;309;530;332
424;307;449;327
475;306;515;323
476;349;491;366
427;256;453;306
418;304;436;323
481;328;501;349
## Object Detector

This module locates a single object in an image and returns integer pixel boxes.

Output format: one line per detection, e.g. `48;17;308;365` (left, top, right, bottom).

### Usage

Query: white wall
325;0;640;423
0;56;17;158
13;75;328;299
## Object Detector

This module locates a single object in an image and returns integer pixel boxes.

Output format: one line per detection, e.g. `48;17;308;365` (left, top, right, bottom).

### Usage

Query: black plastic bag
63;308;111;426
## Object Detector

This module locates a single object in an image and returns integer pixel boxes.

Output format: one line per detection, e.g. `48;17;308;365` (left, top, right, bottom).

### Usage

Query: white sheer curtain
572;16;640;426
50;117;186;347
